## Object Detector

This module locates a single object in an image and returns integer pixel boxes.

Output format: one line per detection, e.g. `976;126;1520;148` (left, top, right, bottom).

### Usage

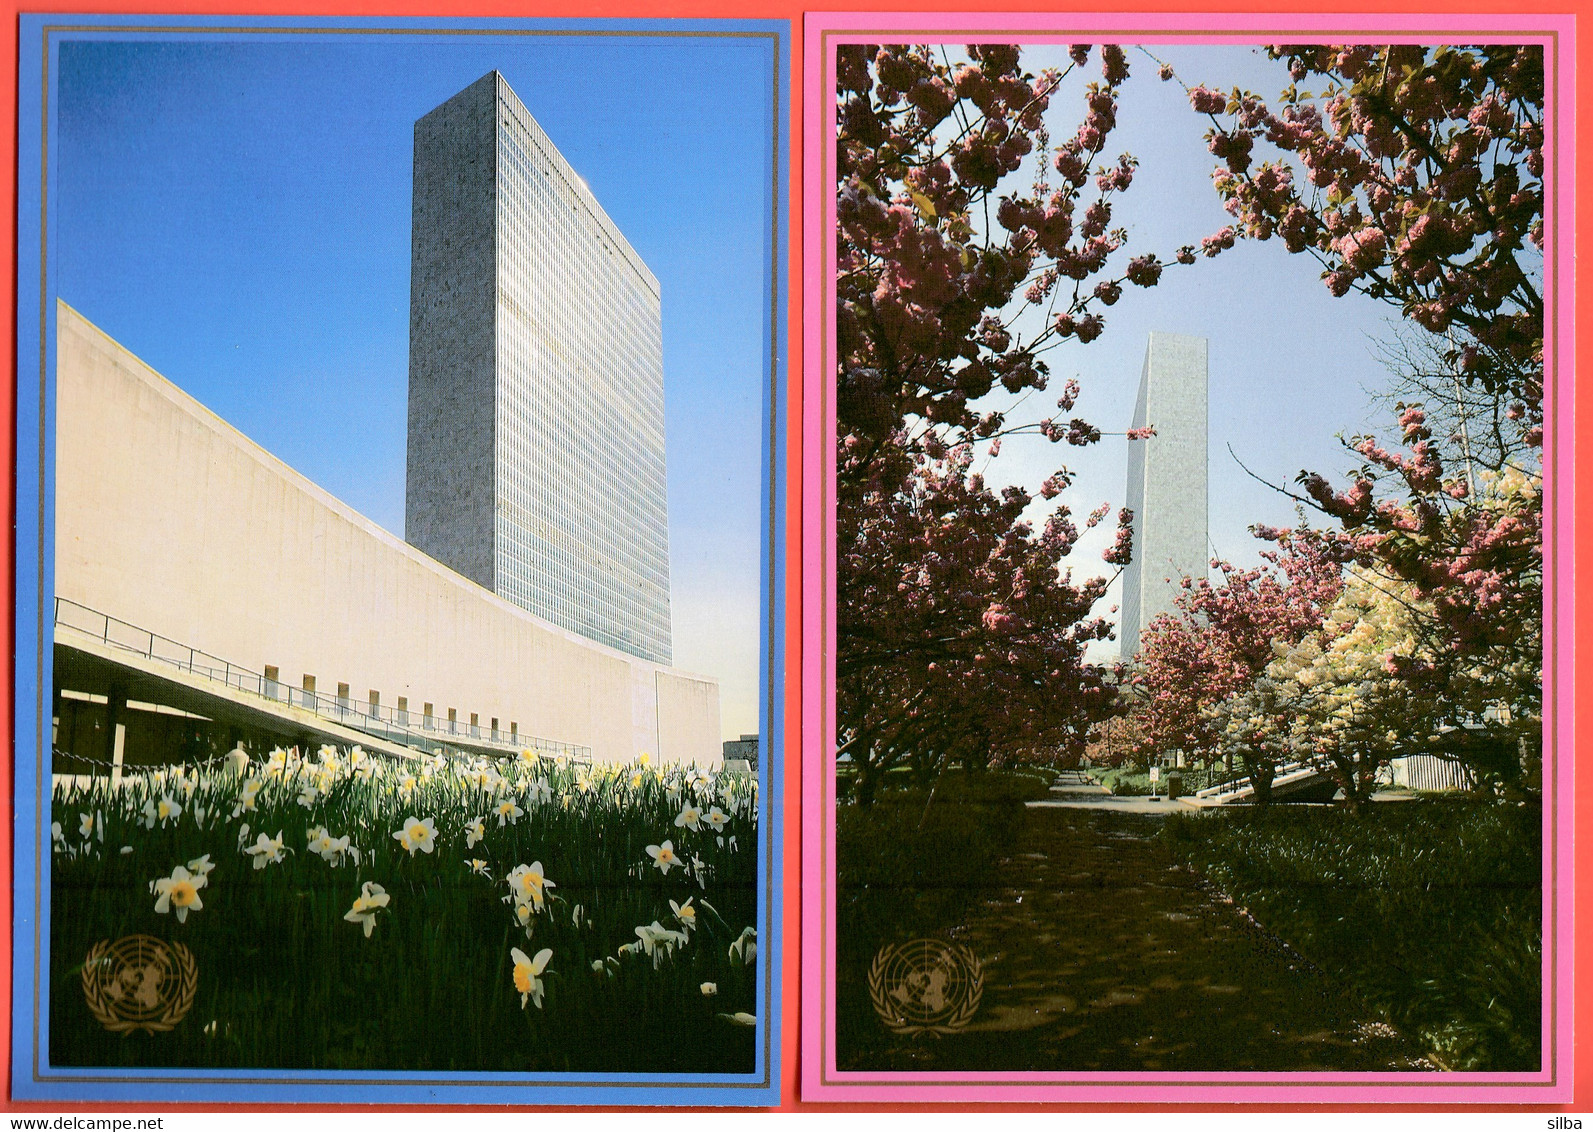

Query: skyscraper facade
1119;332;1209;661
406;71;672;665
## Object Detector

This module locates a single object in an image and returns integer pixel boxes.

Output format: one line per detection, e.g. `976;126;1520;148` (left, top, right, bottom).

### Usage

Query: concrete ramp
1189;759;1339;806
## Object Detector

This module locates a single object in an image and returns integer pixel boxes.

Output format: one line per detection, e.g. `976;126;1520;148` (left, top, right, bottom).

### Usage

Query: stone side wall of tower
406;71;500;594
1120;332;1209;661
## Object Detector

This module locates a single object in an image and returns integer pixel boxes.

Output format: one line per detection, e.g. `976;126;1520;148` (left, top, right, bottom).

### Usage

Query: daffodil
645;839;680;875
494;799;524;827
392;815;436;855
50;822;65;851
344;881;390;937
505;862;556;911
703;806;730;833
510;947;552;1008
512;901;534;938
464;817;487;849
244;831;287;870
525;777;552;806
729;926;757;966
297;783;320;808
716;1012;757;1026
78;812;95;839
186;853;214;878
669;897;697;934
152;865;206;923
467;858;491;877
142;795;182;829
674;804;702;832
700;982;718;996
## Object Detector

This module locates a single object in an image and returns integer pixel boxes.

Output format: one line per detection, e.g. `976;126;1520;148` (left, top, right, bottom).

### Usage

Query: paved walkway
838;800;1434;1073
1025;769;1201;814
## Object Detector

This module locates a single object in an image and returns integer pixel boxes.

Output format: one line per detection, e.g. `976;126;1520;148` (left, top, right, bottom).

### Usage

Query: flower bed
50;746;759;1072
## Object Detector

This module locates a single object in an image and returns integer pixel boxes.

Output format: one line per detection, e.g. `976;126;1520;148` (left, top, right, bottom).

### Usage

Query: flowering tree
1187;45;1544;792
1192;45;1544;429
1124;529;1345;802
835;43;1205;800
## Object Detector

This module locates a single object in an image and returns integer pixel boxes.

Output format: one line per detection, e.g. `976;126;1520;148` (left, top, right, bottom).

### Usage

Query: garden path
840;803;1436;1074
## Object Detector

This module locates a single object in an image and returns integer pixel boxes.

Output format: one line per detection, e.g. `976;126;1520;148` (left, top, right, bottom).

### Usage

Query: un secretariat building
407;70;672;666
53;71;718;768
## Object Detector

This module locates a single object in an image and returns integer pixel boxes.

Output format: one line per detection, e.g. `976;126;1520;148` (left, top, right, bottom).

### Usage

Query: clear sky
53;31;775;741
960;44;1410;663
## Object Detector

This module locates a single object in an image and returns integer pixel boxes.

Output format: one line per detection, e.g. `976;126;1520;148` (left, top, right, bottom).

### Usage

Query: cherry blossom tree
1123;529;1345;803
1186;45;1544;789
835;43;1205;799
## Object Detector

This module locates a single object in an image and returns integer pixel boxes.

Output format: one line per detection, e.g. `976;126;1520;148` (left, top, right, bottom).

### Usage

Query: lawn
1161;799;1542;1071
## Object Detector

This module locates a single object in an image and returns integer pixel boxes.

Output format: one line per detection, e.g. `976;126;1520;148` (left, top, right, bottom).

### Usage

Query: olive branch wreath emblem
82;935;198;1035
868;938;983;1038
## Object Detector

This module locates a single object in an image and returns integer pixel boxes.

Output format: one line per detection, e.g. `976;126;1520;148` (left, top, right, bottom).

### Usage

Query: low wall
52;301;721;765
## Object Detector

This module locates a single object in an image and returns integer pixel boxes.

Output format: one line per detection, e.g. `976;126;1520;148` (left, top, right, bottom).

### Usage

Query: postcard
801;11;1573;1103
13;14;787;1105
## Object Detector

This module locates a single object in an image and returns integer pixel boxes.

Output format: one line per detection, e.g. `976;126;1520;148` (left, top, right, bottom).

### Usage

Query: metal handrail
53;596;592;761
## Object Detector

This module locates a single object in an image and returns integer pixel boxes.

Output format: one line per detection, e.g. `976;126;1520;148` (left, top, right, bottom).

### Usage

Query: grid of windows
409;72;672;666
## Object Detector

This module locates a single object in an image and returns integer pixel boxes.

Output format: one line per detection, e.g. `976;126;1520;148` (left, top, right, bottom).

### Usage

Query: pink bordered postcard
801;11;1574;1103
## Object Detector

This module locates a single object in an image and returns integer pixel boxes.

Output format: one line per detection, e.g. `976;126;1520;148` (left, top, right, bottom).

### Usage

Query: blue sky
52;30;775;739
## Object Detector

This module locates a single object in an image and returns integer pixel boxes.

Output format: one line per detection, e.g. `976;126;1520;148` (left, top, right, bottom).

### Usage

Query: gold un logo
868;938;983;1037
82;935;198;1034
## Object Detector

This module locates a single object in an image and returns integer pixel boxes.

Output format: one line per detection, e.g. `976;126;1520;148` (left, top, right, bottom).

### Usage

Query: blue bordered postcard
13;13;786;1105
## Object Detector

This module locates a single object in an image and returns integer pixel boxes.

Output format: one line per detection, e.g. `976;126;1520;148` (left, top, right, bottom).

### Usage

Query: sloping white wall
53;301;720;765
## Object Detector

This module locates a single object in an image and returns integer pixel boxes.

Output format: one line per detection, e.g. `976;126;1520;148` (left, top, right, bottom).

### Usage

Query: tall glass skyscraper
1119;332;1208;661
406;71;672;665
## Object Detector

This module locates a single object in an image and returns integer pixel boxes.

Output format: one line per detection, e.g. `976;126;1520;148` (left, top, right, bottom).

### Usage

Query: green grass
49;749;759;1072
833;768;1049;1057
1161;800;1541;1071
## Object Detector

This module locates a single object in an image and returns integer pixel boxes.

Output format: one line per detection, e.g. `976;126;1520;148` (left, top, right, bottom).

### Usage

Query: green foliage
49;750;759;1072
1162;801;1541;1070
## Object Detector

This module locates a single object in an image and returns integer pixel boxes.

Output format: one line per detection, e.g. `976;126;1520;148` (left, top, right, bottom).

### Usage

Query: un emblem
868;938;983;1037
81;935;198;1034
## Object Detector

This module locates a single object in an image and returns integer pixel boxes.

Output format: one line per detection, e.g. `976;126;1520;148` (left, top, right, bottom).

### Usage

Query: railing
53;596;591;761
1193;756;1330;800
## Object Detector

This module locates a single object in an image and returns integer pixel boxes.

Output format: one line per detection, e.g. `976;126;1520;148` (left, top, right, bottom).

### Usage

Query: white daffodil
297;783;320;808
505;862;556;911
571;904;585;929
231;778;262;818
142;795;182;830
646;840;681;875
467;858;491;877
464;817;487;849
700;982;718;996
510;946;552;1009
717;1012;757;1026
703;806;730;833
591;959;607;973
307;826;333;855
494;799;524;827
50;822;65;851
152;865;206;923
245;831;287;870
526;777;553;807
78;812;95;839
674;804;702;832
512;901;535;939
690;852;710;889
669;898;697;934
237;822;251;849
729;926;757;966
119;845;134;855
344;881;390;937
186;853;215;878
392;815;436;855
